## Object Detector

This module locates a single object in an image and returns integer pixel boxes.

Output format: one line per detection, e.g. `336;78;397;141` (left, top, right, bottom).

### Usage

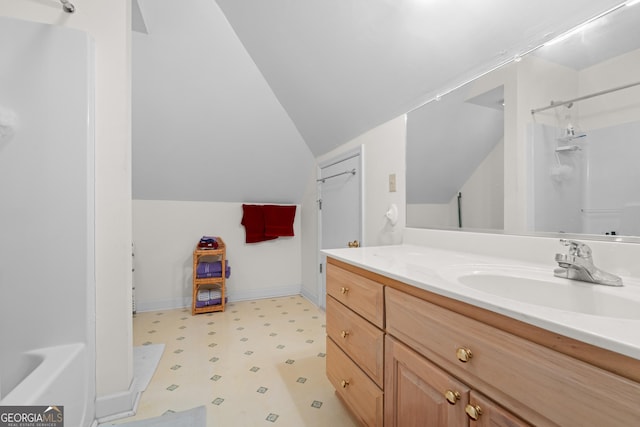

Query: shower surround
0;17;95;427
530;120;640;236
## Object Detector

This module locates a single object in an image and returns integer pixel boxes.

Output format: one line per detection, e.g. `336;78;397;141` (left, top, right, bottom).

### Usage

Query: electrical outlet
389;173;396;192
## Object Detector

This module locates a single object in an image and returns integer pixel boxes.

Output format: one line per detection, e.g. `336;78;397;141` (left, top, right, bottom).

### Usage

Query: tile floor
114;295;358;426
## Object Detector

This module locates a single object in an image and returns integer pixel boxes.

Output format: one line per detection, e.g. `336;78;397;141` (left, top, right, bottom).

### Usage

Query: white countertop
323;244;640;361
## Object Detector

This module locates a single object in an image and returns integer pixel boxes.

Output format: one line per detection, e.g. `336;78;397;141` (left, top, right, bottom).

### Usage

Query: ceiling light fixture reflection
545;21;596;47
544;2;626;47
416;2;628;109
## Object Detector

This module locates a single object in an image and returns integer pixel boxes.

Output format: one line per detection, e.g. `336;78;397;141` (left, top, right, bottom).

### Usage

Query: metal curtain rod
531;80;640;114
317;168;356;183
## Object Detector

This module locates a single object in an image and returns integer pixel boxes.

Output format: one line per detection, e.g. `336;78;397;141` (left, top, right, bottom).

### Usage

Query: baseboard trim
135;296;190;313
300;287;319;307
134;284;302;312
94;378;139;423
230;284;301;302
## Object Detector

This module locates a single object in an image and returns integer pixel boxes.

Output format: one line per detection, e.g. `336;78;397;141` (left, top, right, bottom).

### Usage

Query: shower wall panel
0;15;94;395
529;122;584;234
582;121;640;235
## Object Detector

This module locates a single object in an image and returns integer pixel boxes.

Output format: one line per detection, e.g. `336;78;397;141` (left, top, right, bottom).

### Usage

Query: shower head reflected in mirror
60;0;75;13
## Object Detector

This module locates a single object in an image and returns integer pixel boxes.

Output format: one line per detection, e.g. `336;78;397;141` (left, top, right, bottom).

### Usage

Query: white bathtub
0;343;90;427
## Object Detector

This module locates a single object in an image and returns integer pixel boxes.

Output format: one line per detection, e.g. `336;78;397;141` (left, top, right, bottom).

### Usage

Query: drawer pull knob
465;404;482;421
456;347;473;362
341;330;350;338
340;379;350;388
340;287;349;294
444;390;460;405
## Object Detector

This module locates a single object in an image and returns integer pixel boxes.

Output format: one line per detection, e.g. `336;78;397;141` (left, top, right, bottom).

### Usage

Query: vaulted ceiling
214;0;624;156
132;0;627;203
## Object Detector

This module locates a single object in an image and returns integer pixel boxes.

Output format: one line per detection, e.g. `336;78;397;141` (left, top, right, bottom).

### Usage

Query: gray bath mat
133;343;165;393
97;344;167;425
108;406;206;426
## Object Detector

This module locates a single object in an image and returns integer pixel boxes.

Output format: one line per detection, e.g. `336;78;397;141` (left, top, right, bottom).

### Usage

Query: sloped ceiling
533;4;640;70
133;0;627;203
133;0;314;203
215;0;623;156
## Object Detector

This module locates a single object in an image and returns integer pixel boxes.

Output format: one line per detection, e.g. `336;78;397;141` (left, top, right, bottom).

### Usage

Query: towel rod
317;168;356;183
531;80;640;114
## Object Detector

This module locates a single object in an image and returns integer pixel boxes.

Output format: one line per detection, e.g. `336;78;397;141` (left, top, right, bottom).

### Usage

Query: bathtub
0;343;90;427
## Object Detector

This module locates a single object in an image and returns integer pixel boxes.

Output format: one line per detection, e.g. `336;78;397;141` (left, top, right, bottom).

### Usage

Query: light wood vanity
325;257;640;426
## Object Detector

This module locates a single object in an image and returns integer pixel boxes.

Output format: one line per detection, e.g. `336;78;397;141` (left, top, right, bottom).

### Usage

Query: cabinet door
466;392;531;427
385;336;469;427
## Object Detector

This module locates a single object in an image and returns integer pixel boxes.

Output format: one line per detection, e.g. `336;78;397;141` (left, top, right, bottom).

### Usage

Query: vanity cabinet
385;335;530;427
326;262;385;426
325;257;640;426
326;261;384;328
385;286;640;426
385;335;470;426
466;391;531;427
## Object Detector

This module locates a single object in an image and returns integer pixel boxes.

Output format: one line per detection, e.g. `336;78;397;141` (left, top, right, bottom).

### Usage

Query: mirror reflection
406;3;640;238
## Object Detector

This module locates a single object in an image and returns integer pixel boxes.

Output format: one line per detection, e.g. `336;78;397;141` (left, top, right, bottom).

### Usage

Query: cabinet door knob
340;330;350;338
444;390;460;405
465;404;482;421
340;287;349;294
340;379;350;388
456;347;473;362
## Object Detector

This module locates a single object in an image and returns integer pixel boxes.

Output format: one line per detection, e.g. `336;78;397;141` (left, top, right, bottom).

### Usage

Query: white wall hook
385;204;398;226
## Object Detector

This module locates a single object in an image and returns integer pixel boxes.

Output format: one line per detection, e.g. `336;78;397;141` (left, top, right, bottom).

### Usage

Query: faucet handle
559;239;592;258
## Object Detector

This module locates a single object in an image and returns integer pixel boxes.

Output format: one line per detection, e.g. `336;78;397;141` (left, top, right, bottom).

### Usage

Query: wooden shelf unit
192;238;226;315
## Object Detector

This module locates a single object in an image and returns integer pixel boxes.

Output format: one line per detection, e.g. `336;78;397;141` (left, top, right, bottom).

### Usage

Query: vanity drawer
327;295;385;387
327;337;384;427
327;262;384;328
386;287;640;426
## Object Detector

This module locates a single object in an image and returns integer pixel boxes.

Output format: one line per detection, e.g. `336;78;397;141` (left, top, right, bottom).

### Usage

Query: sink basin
439;265;640;320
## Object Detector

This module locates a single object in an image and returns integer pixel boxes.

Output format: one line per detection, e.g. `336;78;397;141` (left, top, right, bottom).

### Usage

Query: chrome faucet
554;239;623;286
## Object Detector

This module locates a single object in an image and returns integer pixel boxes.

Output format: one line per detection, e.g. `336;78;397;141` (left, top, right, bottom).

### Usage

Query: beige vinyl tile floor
115;295;358;426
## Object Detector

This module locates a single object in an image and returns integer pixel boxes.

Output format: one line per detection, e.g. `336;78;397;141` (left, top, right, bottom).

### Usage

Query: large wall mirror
407;3;640;240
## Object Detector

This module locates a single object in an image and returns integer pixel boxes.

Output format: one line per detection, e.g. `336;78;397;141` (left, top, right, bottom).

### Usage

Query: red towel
264;205;296;237
241;204;277;243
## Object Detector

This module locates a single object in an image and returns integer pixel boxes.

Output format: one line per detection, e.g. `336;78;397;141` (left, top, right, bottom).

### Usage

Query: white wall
578;49;640;130
407;137;504;230
406;204;451;228
317;116;407;247
448;138;504;229
0;0;133;415
129;2;406;317
297;115;406;308
133;200;302;311
132;0;314;204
